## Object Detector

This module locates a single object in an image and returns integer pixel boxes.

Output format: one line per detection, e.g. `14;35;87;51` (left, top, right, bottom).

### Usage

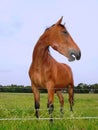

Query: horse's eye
62;31;67;34
64;31;67;34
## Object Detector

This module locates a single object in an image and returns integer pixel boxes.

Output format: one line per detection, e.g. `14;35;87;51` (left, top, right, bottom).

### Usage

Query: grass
0;93;98;130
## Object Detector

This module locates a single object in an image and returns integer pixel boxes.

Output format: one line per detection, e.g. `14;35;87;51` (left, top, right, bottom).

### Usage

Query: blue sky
0;0;98;86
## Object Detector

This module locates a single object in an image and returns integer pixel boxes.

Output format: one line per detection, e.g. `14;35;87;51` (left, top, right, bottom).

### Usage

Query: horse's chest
32;68;45;87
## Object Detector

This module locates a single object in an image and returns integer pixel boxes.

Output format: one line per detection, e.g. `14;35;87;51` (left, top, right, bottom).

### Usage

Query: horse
29;16;81;119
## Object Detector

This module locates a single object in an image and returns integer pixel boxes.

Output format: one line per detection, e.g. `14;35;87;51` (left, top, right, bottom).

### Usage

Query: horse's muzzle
69;50;81;61
75;51;81;60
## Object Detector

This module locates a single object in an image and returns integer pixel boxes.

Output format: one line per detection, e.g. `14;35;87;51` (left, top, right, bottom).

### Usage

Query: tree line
0;83;98;93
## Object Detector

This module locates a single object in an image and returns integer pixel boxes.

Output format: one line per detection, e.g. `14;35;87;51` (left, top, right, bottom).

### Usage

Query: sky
0;0;98;86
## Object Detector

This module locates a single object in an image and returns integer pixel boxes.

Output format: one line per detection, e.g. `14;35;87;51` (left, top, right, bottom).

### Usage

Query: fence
0;92;98;121
0;117;98;121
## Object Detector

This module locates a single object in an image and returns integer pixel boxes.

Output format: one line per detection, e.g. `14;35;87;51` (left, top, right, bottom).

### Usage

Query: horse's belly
54;72;72;89
54;80;69;89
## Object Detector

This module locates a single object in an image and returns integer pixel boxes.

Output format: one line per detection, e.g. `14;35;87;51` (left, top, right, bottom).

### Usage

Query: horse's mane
45;24;65;31
45;24;55;31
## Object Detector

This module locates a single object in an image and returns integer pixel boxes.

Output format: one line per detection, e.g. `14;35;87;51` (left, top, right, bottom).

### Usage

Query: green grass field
0;93;98;130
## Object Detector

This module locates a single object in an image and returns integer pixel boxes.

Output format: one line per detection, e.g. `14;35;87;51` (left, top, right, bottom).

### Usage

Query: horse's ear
55;16;63;25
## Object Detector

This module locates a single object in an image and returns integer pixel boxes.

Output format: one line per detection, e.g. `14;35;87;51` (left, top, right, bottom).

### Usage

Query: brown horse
29;17;81;119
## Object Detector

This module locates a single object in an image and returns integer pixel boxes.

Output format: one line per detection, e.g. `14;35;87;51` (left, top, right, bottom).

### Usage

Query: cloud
0;69;12;73
0;0;23;37
0;20;23;37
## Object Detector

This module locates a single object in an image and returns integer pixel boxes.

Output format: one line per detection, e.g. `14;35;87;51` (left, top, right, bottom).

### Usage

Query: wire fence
0;117;98;121
0;92;98;121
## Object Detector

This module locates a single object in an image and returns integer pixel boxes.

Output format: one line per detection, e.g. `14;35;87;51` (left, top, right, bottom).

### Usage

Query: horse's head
45;16;81;61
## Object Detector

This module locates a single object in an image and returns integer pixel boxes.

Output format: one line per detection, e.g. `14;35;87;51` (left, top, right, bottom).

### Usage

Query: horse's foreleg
32;84;40;118
56;91;64;116
47;88;55;121
68;85;74;111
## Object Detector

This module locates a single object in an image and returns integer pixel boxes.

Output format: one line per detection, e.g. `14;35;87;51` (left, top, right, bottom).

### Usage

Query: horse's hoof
50;118;53;122
35;111;39;118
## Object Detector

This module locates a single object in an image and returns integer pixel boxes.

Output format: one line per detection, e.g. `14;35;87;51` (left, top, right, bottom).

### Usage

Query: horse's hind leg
68;85;74;111
56;91;64;116
32;84;40;118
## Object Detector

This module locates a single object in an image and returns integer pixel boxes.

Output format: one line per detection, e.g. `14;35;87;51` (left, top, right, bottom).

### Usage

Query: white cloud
0;21;22;37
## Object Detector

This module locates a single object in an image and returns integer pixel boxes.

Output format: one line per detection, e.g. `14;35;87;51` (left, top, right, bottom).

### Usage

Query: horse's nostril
76;51;81;60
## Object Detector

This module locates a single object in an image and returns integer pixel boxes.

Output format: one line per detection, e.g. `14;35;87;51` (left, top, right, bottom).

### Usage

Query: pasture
0;93;98;130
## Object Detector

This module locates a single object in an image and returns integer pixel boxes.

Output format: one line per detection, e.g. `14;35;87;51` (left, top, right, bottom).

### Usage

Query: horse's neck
33;39;50;65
